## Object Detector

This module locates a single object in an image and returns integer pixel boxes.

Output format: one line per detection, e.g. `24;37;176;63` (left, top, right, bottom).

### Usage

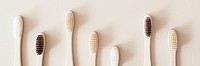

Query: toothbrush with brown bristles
169;29;178;66
89;32;99;66
66;11;75;66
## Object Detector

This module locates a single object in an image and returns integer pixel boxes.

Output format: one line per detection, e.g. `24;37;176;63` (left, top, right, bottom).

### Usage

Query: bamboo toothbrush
13;16;24;66
144;15;152;66
89;32;99;66
66;11;75;66
110;46;119;66
36;33;46;66
169;29;178;66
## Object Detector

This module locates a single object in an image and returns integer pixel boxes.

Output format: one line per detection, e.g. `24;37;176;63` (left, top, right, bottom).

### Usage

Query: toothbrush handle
14;37;22;66
144;37;151;66
67;32;74;66
170;52;177;66
37;55;44;66
91;53;97;66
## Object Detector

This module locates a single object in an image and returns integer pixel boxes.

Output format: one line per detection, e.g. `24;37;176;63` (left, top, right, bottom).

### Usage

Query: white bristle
145;15;151;19
66;11;74;32
169;29;178;51
89;32;99;53
13;16;23;38
110;47;119;66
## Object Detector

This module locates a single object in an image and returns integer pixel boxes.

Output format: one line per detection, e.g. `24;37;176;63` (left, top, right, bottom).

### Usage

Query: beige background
0;0;200;66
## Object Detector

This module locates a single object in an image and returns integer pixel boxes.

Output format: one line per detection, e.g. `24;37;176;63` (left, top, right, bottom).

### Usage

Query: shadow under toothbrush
72;4;92;66
118;40;135;66
72;4;91;29
21;16;39;66
43;25;64;66
176;22;192;66
95;25;115;66
150;8;169;66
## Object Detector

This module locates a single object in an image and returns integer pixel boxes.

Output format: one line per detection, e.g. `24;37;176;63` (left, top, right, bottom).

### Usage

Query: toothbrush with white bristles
169;29;178;66
89;32;99;66
66;11;75;66
110;46;119;66
144;15;152;66
13;16;24;66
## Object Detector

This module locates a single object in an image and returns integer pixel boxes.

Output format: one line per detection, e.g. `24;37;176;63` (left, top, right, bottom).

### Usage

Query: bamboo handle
170;52;177;66
66;32;74;66
91;53;97;66
14;37;22;66
37;55;44;66
144;37;151;66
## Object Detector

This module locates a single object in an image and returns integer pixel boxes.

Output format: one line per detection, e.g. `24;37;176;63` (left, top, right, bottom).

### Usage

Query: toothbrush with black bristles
36;33;46;66
13;16;24;66
144;15;152;66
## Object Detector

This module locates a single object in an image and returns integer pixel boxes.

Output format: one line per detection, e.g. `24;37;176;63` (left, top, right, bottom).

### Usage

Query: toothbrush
66;11;75;66
110;47;119;66
36;33;46;66
13;16;24;66
144;15;152;66
89;32;99;66
169;29;178;66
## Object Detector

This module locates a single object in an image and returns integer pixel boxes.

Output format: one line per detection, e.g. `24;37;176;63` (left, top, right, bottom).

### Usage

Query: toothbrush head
144;15;152;37
89;32;99;53
36;33;46;55
13;16;23;38
110;46;119;66
169;29;178;51
66;11;74;32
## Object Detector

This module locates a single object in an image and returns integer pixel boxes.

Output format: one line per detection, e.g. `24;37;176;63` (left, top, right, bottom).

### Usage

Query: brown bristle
90;32;99;53
36;35;44;55
145;16;152;37
169;29;178;51
66;11;74;32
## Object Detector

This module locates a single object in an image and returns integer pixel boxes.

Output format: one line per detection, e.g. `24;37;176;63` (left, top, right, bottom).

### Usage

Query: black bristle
145;17;152;37
36;35;44;55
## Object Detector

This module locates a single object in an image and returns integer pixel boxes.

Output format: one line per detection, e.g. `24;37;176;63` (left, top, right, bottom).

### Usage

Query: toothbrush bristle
13;16;23;38
110;47;119;66
36;33;45;55
89;32;99;53
144;15;152;37
66;11;74;32
169;29;178;51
